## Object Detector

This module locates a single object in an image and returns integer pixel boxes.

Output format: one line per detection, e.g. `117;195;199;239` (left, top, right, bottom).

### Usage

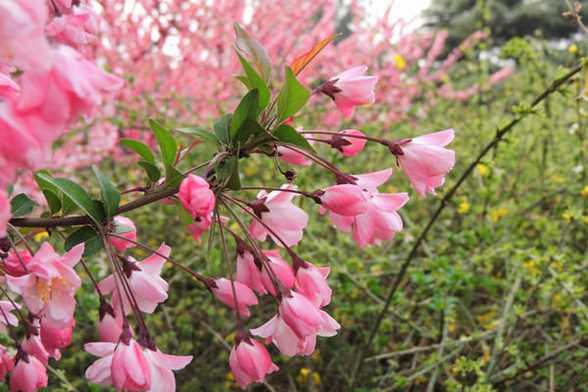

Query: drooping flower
319;184;368;217
21;333;60;366
10;352;48;392
142;348;193;392
211;278;258;318
98;243;170;315
6;242;84;328
178;175;216;219
46;5;100;46
279;291;339;339
277;127;313;166
325;169;409;247
109;216;137;252
320;66;378;118
3;249;33;277
187;214;213;241
229;338;278;389
40;318;74;352
334;129;367;157
295;263;332;307
236;248;295;296
0;301;20;333
248;185;308;247
0;345;13;381
393;129;456;196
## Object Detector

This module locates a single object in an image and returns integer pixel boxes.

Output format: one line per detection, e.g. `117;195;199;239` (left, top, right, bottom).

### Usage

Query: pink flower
319;184;368;216
229;338;278;389
236;249;295;296
10;352;48;392
211;278;258;318
251;312;340;357
248;185;308;247
279;291;339;338
21;333;60;366
40;318;74;352
0;190;9;237
394;129;456;196
0;345;13;381
99;243;170;314
178;175;215;218
0;72;19;99
46;5;100;46
0;301;20;333
85;338;151;391
326;169;409;247
295;263;332;307
335;129;367;157
109;216;137;252
98;311;123;343
6;242;84;328
277;127;313;166
3;249;33;277
321;66;378;118
142;348;193;392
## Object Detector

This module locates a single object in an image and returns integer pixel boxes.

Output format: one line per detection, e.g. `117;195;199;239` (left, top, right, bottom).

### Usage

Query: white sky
367;0;432;28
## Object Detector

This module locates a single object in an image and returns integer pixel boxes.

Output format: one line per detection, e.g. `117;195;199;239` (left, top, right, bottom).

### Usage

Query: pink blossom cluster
0;0;122;237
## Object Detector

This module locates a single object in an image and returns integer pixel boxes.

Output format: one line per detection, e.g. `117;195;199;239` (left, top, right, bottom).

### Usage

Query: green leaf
216;156;241;190
165;166;184;188
277;67;311;121
64;226;103;257
149;119;178;167
119;139;156;164
174;127;220;148
36;173;104;225
234;23;271;82
235;119;266;145
214;114;232;144
42;190;61;214
237;53;270;109
231;89;259;140
138;160;161;182
273;124;315;153
10;194;36;217
92;166;120;219
236;75;252;89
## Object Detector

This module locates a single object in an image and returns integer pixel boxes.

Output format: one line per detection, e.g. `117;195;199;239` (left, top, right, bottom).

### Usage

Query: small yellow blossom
523;260;540;276
582;216;588;225
552;293;562;307
568;43;578;54
392;54;407;71
457;199;470;215
581;185;588;198
481;346;491;365
561;211;574;222
297;368;310;384
311;372;321;385
225;372;234;382
551;174;564;184
477;163;490;177
489;207;508;222
33;231;50;242
477;309;497;330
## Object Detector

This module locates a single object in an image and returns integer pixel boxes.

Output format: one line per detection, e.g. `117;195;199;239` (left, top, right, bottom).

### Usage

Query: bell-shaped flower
229;338;278;389
277;127;313;166
178;175;215;219
0;345;12;380
6;242;84;328
251;312;340;357
394;129;456;196
109;216;137;252
321;66;377;118
295;263;332;307
98;243;170;315
236;249;295;296
187;214;213;241
21;333;60;366
143;348;193;392
248;185;308;247
40;318;74;352
279;291;339;339
10;352;48;392
334;129;367;157
319;184;368;217
211;278;258;318
3;249;32;277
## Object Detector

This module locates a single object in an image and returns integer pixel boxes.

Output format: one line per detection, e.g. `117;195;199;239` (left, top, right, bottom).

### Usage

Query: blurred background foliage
23;1;588;391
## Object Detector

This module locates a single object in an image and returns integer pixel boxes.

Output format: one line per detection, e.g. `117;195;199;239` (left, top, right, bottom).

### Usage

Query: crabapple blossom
229;338;279;389
21;333;60;366
3;249;32;277
320;66;378;118
142;348;193;392
279;291;339;338
211;278;258;318
0;190;9;237
10;352;48;392
319;184;368;216
248;185;309;247
236;248;295;296
178;175;216;219
0;73;19;99
187;214;213;241
295;262;332;307
98;243;170;314
277;128;314;166
6;243;84;328
393;129;456;196
40;318;74;352
0;345;12;380
335;129;367;157
109;216;137;252
0;301;20;333
46;5;100;46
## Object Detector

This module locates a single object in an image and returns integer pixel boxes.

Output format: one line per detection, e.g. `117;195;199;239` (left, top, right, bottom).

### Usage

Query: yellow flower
297;368;310;384
550;174;564;184
385;184;397;193
392;54;407;71
568;43;578;54
33;231;50;242
457;199;470;215
561;211;574;222
476;163;490;177
523;260;540;276
489;207;508;222
581;185;588;198
583;216;588;225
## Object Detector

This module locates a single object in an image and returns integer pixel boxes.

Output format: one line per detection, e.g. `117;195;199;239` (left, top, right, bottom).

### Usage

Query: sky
369;0;432;29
